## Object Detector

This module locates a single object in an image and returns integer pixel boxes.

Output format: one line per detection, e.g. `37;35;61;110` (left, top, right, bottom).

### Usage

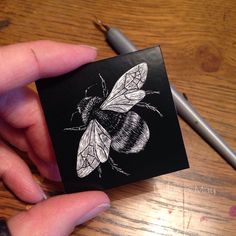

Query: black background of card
36;46;189;193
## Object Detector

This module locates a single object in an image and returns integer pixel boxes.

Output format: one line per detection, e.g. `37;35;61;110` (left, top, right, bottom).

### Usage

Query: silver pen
95;19;236;169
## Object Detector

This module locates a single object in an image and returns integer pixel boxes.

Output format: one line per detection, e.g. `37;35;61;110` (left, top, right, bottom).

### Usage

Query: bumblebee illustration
65;63;163;178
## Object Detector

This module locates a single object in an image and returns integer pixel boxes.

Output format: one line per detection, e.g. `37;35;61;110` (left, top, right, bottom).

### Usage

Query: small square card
36;46;189;193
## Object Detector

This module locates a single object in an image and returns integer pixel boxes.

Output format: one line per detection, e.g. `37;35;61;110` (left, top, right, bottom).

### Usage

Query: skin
0;40;110;236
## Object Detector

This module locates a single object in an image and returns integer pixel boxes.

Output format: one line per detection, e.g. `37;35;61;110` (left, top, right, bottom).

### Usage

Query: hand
0;40;110;235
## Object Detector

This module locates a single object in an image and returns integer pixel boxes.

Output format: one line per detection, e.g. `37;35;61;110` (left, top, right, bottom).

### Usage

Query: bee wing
77;119;111;178
100;63;148;113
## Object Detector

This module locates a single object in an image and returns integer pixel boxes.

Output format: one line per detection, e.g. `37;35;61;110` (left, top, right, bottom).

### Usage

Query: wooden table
0;1;236;235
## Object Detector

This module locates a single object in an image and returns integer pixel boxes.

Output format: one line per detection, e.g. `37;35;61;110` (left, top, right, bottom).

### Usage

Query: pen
95;19;236;169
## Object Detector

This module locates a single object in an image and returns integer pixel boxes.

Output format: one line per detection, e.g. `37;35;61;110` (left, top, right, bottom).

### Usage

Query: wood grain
0;0;235;235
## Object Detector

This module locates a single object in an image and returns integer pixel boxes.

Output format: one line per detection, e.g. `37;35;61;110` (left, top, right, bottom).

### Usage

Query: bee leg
108;157;130;176
99;73;109;97
63;125;87;131
70;110;79;121
97;165;102;178
136;102;163;117
145;90;160;95
85;83;98;97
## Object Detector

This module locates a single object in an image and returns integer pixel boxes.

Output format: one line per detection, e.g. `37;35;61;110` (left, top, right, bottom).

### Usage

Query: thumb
7;191;110;236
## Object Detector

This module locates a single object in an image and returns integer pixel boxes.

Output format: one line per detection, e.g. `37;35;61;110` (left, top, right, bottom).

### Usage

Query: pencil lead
93;16;110;33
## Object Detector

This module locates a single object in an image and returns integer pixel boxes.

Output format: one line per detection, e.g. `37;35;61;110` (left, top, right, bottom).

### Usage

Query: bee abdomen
111;111;150;153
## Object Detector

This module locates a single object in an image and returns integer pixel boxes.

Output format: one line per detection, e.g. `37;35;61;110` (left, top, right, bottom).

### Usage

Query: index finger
0;40;97;94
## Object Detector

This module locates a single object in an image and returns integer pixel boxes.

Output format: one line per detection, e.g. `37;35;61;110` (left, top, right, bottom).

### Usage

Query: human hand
0;41;110;235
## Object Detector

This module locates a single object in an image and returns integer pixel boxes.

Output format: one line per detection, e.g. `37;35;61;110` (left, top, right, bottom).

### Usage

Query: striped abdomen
95;110;150;154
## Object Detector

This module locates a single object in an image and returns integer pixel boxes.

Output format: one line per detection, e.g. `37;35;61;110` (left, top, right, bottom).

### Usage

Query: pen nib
93;16;110;33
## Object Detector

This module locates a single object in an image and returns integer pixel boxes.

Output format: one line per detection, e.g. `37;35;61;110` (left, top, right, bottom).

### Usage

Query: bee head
77;97;92;114
78;96;103;124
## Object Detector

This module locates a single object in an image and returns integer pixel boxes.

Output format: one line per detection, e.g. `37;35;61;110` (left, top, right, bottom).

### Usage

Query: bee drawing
65;63;163;178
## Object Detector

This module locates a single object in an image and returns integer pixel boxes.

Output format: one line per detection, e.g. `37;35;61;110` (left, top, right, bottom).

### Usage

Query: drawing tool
94;18;236;169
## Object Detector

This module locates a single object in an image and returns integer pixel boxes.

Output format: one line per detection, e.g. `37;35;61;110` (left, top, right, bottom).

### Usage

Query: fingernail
33;175;48;201
79;45;97;51
38;187;48;201
77;203;110;225
37;185;48;200
42;192;48;200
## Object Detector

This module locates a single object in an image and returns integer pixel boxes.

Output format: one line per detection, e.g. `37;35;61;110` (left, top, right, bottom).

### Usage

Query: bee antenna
85;83;98;97
99;73;109;97
70;110;79;122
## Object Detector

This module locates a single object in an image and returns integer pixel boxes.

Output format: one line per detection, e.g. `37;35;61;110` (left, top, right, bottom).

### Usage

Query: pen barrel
106;28;137;54
171;86;236;168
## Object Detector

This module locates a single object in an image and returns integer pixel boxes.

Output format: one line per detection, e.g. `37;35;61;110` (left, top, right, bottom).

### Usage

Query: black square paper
36;46;189;193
